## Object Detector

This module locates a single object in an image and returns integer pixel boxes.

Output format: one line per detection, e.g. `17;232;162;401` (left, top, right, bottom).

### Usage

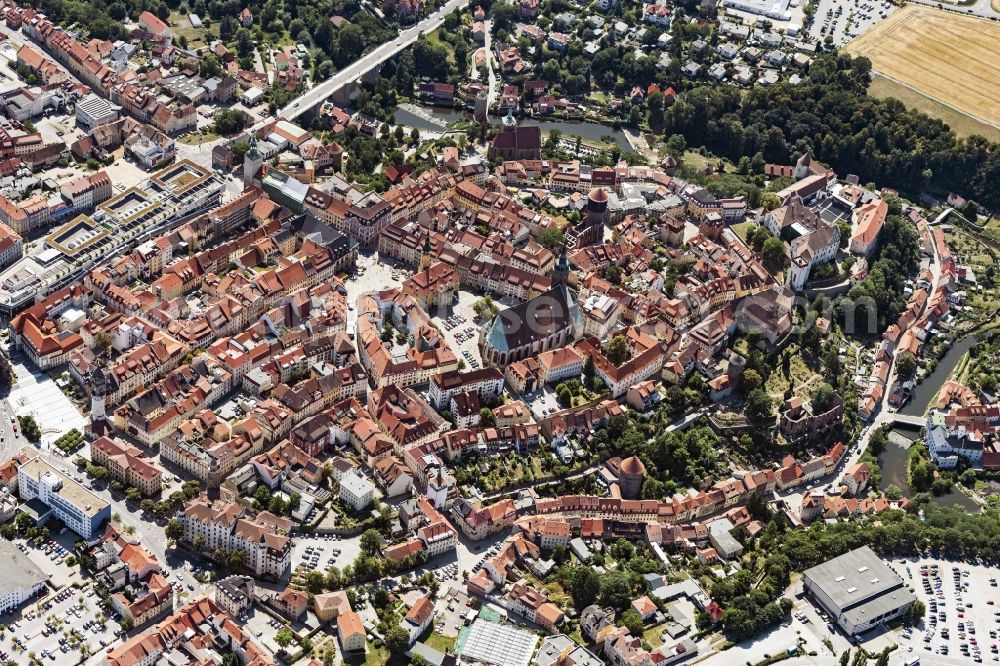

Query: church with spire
488;109;542;161
478;242;582;367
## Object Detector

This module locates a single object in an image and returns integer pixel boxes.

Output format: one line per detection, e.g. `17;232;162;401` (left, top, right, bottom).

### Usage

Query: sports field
845;5;1000;129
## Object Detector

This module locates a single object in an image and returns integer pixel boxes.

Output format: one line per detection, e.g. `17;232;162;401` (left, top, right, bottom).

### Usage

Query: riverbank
877;429;980;511
391;104;635;151
899;335;977;416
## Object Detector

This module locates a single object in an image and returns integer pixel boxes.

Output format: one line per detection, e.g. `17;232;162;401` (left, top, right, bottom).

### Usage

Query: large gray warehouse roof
803;545;916;614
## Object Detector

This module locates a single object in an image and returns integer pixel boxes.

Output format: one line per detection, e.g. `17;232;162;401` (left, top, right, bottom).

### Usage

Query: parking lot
524;385;563;421
432;288;493;370
8;583;121;661
1;538;122;663
886;557;1000;664
291;533;362;576
808;0;896;44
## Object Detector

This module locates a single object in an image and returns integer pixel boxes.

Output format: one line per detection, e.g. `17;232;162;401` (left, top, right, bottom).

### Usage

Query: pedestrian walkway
7;356;87;444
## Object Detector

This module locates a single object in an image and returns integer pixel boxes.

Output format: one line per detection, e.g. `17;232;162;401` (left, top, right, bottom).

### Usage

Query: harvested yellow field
844;5;1000;129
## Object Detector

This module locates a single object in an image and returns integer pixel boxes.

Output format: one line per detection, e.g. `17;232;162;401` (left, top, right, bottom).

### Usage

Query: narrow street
780;208;945;513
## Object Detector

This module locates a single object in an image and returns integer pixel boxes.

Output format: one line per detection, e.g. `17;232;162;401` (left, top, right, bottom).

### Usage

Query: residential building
90;436;162;496
178;497;291;578
338;610;366;654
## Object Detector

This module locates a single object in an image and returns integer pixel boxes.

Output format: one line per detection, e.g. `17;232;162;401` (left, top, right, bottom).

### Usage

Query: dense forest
664;53;1000;210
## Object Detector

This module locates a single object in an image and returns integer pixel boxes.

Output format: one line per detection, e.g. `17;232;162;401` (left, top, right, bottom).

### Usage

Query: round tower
474;90;489;125
243;134;264;186
618;455;646;500
587;187;610;226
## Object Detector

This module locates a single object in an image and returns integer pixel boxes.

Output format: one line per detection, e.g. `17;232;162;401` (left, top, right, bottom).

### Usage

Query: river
879;333;983;511
877;428;981;512
899;335;978;416
390;106;633;150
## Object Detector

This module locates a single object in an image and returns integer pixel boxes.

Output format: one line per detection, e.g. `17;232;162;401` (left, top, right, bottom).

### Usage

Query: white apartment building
340;470;376;512
428;367;504;410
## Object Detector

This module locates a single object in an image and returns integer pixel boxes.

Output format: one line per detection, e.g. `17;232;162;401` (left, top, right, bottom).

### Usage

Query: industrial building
802;546;916;636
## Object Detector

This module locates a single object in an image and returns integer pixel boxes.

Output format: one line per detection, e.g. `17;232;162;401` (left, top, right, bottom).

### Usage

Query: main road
270;0;472;126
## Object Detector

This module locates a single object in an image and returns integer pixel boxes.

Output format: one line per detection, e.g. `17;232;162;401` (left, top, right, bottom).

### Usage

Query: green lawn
425;633;456;653
643;623;666;648
424;28;456;66
345;645;407;666
731;221;753;243
168;11;219;49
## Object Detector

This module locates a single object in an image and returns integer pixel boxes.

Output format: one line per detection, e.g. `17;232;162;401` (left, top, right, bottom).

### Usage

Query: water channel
390;106;633;151
880;334;982;512
899;335;978;417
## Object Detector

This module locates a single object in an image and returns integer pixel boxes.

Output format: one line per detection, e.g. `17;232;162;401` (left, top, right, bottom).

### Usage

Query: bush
55;428;85;454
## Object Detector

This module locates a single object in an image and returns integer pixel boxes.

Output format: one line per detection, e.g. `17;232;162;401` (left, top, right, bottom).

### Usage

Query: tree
739;368;763;393
94;331;113;356
274;627;295;649
213;108;250;135
906;600;926;626
199;53;223;79
360;528;382;555
125;487;142;504
228;549;246;571
538;227;566;250
571;567;601;611
268;495;286;515
599;570;632;610
556;384;572;408
868;425;888;455
253;485;271;509
606;335;630;366
762;236;788;274
165;518;183;540
193;534;207;551
895;352;917;378
745;389;773;422
812;382;835;412
306;570;326;594
385;626;410;653
479;408;496;427
961;200;979;223
621;608;645;635
17;415;40;443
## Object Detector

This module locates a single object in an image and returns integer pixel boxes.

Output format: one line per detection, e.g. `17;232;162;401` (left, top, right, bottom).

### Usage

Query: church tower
552;243;570;288
502;107;517;132
419;232;432;272
243;134;264;186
